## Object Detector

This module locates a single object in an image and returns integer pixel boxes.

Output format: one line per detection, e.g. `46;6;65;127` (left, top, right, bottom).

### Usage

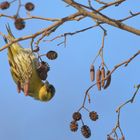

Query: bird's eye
46;84;55;93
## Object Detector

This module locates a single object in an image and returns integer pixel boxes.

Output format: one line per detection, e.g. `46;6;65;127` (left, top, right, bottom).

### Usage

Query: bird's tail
0;30;8;43
5;24;15;41
5;24;23;55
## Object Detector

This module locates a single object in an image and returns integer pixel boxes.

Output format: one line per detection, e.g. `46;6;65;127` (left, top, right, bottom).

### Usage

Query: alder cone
25;2;35;11
104;70;111;89
89;111;99;121
81;125;91;138
90;64;95;82
46;51;58;60
107;136;114;140
72;112;82;121
33;47;39;52
70;121;78;132
14;18;25;30
0;1;10;10
101;67;105;87
96;68;101;90
37;61;50;80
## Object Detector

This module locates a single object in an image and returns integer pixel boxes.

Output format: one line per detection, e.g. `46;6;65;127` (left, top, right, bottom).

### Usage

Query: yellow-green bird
3;25;55;102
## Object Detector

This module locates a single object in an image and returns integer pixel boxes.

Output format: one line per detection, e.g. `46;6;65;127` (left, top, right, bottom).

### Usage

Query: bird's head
39;82;55;102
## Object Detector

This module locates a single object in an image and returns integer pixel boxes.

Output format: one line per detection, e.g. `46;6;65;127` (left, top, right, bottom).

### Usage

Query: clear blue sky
0;1;140;140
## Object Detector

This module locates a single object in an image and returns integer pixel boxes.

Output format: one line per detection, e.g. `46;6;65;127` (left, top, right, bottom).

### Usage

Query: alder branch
15;0;21;17
116;84;140;113
119;11;140;22
0;13;14;19
82;50;140;108
45;23;102;46
23;15;60;22
95;0;108;5
97;0;126;11
0;12;82;51
63;0;140;35
0;13;80;22
108;84;140;139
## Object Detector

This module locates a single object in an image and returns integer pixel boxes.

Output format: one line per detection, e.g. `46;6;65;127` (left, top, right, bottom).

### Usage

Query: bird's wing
8;47;33;84
13;50;35;85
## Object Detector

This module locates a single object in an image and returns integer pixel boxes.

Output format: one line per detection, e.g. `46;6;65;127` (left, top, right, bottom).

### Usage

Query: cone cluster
90;64;111;90
0;1;35;30
70;111;99;138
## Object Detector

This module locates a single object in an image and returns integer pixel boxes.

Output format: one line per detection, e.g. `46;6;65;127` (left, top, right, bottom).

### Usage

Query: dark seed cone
0;1;10;10
37;61;50;80
90;64;95;82
119;136;125;140
107;136;114;140
25;2;35;11
46;51;58;60
96;68;101;90
33;47;39;52
14;18;25;30
104;70;111;89
72;112;82;121
89;111;99;121
70;120;78;132
81;125;91;138
101;67;105;87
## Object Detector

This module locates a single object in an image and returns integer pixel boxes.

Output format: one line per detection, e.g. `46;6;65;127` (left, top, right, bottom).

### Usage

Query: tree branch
63;0;140;35
0;12;82;51
108;84;140;139
82;50;140;107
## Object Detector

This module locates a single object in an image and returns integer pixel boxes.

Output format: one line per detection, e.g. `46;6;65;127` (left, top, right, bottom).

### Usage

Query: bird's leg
23;80;30;96
17;81;21;94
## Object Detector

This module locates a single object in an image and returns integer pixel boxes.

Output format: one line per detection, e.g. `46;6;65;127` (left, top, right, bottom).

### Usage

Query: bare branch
0;13;14;19
63;0;140;35
97;0;126;11
116;84;140;113
0;12;82;51
45;23;101;46
95;0;108;5
108;84;140;138
119;11;140;22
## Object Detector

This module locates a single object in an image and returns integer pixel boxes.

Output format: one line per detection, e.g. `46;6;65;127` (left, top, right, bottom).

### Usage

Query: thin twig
116;84;140;113
92;30;106;65
0;12;82;51
44;23;101;46
109;84;140;138
95;0;107;5
97;0;126;11
15;0;22;17
119;11;140;22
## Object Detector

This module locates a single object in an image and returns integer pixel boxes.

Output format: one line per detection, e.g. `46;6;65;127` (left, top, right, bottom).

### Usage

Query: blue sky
0;0;140;140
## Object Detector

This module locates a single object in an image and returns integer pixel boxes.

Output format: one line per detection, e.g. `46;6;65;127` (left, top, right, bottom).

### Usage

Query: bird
2;25;55;102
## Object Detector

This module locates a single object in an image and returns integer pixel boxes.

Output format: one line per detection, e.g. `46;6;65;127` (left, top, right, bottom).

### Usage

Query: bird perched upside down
2;25;55;102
